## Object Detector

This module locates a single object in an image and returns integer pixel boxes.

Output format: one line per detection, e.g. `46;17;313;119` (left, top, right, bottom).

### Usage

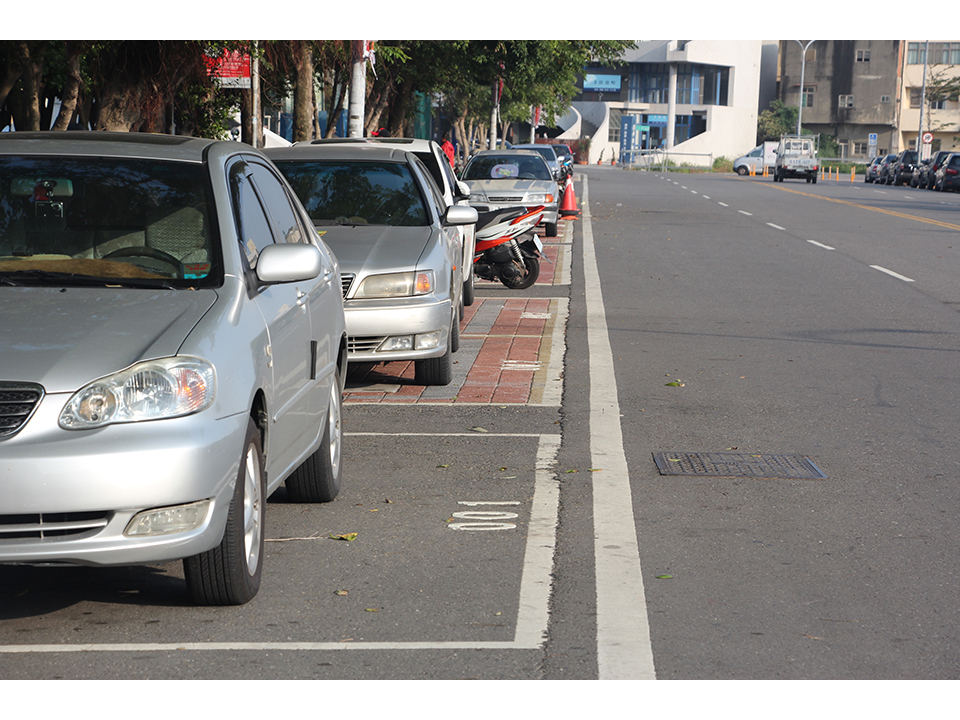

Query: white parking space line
0;433;561;655
580;176;657;680
807;240;836;250
870;265;916;283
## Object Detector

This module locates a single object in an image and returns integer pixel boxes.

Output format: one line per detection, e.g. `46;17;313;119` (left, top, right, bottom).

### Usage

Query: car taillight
947;168;959;176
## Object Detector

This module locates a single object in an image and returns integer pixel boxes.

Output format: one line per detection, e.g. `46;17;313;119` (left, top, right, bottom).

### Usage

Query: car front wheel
415;318;454;386
184;417;265;606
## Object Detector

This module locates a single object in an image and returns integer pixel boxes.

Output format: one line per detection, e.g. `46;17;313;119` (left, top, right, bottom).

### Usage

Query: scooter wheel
499;256;540;289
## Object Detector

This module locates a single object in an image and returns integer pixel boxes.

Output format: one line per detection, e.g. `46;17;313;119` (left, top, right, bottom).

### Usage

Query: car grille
488;196;522;203
341;273;355;298
0;382;44;439
0;511;110;540
347;336;387;354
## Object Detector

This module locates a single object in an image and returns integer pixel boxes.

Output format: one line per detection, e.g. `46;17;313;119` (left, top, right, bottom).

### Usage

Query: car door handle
296;288;308;312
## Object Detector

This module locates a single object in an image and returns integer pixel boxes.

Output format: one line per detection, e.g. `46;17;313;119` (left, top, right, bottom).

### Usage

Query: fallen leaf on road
329;532;358;541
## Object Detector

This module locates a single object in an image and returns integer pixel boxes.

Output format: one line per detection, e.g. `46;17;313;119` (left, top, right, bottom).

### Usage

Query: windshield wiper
0;269;179;290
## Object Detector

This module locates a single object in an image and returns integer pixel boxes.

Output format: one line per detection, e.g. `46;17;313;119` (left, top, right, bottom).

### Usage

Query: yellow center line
768;183;960;231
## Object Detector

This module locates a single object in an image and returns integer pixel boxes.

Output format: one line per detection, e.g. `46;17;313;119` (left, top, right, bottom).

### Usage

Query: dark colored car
910;158;931;188
934;153;960;192
890;150;919;186
865;156;884;183
876;154;898;184
916;150;953;190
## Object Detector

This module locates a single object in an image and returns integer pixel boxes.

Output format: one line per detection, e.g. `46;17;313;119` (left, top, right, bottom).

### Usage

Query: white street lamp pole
795;40;816;135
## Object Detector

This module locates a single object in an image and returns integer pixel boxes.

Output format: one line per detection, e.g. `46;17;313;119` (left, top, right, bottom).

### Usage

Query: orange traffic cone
559;176;579;218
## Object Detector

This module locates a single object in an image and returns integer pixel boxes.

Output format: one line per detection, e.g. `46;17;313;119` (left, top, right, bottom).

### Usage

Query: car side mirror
256;243;324;283
444;205;478;226
456;180;471;199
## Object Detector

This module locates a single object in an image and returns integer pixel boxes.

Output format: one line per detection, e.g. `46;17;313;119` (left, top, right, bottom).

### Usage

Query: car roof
0;131;218;162
469;149;544;159
265;143;413;163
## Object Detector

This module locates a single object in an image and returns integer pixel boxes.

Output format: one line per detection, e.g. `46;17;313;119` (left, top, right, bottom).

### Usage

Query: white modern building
562;40;773;166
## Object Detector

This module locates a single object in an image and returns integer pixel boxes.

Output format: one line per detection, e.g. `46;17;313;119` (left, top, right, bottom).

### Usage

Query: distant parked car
510;143;563;181
877;154;898;184
934;153;960;192
910;158;931;188
461;149;560;238
267;142;476;386
865;156;884;183
918;150;953;190
0;131;348;606
890;150;919;186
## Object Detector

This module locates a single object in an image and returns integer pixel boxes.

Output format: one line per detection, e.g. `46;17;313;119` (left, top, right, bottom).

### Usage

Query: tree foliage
0;39;635;153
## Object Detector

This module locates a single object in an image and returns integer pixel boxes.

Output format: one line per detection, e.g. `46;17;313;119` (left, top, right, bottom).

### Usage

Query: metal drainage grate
653;452;827;480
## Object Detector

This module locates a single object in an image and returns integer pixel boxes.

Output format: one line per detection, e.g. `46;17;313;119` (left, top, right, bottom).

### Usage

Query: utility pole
348;40;366;138
795;40;816;135
918;40;929;158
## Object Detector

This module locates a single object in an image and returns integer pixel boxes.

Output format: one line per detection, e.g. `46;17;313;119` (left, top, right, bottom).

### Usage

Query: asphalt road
3;166;959;707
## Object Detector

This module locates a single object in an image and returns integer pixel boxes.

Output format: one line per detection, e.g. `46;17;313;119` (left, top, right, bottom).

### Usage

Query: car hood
464;178;555;197
313;225;432;276
0;287;218;393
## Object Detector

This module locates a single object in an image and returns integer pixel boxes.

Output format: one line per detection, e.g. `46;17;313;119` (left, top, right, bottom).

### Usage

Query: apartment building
779;40;960;158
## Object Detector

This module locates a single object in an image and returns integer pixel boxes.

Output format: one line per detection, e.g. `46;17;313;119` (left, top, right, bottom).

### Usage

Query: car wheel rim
242;442;263;575
329;382;342;478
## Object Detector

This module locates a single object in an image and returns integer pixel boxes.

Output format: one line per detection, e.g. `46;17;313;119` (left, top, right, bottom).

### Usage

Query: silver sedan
0;131;347;605
267;143;477;386
461;149;560;237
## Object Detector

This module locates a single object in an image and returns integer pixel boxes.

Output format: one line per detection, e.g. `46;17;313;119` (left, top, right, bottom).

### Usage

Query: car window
463;155;552;181
229;159;274;269
411;155;445;217
0;155;220;286
413;150;447;196
247;161;306;245
274;160;429;226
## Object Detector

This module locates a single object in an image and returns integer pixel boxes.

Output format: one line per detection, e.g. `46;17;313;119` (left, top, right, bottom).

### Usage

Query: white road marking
718;202;728;207
0;432;561;655
767;223;785;230
807;240;836;250
739;210;753;216
580;175;657;680
870;265;915;282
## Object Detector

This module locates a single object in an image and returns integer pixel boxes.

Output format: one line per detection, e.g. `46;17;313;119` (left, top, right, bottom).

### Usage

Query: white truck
733;141;778;176
773;134;819;183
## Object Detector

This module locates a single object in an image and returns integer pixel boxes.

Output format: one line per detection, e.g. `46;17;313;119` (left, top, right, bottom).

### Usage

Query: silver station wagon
267;143;477;386
0;132;347;606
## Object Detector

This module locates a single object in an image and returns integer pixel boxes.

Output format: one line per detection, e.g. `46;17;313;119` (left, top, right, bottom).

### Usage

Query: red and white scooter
471;205;545;289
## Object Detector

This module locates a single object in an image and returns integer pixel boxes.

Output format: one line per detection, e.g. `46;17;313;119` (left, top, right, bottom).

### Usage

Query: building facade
779;40;960;159
565;41;771;165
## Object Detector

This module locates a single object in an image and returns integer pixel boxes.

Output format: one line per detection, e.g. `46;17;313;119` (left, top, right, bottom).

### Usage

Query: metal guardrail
620;149;714;172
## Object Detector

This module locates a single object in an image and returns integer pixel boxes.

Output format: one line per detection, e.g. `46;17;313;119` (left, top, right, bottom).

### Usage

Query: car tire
285;368;343;503
736;166;749;176
184;417;265;606
450;309;460;353
463;268;475;307
414;321;453;386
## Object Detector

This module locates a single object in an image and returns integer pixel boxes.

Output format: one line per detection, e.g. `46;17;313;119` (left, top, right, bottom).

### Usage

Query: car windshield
275;160;428;226
463;155;552;181
0;156;219;287
902;151;918;162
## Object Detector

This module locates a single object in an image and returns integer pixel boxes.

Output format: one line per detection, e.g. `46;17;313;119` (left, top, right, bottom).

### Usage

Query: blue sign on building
584;74;622;93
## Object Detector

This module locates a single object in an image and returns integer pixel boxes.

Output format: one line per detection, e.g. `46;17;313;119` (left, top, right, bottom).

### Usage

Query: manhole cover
653;452;826;480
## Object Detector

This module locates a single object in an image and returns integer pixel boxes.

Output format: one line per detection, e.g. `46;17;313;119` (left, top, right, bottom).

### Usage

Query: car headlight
469;193;486;203
59;357;216;430
524;192;555;204
353;271;434;299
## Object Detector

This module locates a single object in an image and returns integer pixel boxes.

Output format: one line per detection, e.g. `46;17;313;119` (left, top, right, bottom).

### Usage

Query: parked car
876;154;898;184
910;158;931;188
864;155;884;183
551;143;576;179
0;131;347;606
890;149;919;186
934;153;960;192
267;142;475;385
917;150;953;190
510;143;563;181
461;149;560;238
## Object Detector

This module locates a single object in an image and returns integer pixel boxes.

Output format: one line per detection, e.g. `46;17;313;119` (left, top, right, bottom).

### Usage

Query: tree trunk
292;42;314;142
0;42;29;120
385;79;412;137
52;45;84;130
